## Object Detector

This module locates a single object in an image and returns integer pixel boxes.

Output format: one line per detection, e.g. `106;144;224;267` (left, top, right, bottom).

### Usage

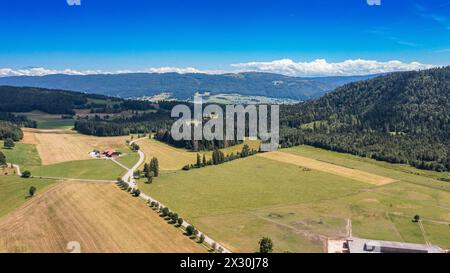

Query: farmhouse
103;148;121;158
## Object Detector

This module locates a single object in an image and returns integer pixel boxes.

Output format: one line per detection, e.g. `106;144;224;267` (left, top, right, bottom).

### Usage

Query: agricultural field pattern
1;125;449;253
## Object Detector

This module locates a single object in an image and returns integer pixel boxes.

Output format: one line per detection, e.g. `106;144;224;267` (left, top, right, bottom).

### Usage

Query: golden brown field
139;138;261;171
22;128;130;165
139;139;197;170
0;181;205;253
258;151;397;186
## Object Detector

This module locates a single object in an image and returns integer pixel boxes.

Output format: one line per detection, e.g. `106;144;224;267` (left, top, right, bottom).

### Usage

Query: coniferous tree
241;144;250;158
149;157;160;177
196;153;201;168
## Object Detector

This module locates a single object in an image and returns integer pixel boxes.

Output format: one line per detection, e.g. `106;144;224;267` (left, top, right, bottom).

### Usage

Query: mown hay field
0;181;205;253
138;138;260;171
22;128;130;165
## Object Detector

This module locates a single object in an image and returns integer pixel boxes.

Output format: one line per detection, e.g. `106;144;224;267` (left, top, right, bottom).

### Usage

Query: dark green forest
0;86;153;115
154;128;243;151
280;67;450;172
74;112;173;136
0;86;93;115
0;112;35;140
0;112;36;128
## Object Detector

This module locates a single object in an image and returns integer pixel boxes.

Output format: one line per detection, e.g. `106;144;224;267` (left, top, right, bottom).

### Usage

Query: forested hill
0;86;158;115
280;67;450;172
0;86;121;115
0;72;377;100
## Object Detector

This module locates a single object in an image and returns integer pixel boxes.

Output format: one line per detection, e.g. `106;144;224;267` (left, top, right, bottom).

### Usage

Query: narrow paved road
10;136;231;253
12;164;21;176
111;137;146;189
116;137;232;253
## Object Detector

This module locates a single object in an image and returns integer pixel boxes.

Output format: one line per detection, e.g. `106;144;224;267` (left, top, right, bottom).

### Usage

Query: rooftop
347;238;443;254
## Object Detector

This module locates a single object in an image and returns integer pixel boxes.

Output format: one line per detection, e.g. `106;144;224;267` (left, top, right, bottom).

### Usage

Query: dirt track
258;151;397;186
0;181;204;253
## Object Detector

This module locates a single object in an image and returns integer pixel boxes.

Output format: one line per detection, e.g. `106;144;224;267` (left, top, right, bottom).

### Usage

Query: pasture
139;148;450;252
30;159;126;181
16;111;75;129
284;146;450;191
0;141;41;170
258;151;397;185
0;175;55;218
0;181;204;253
115;151;140;169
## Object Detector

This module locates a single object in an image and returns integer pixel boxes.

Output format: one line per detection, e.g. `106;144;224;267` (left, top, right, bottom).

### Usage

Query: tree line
155;128;243;152
0;121;23;142
182;144;258;171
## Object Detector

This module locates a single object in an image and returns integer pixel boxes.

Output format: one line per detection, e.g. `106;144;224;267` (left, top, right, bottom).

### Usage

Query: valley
0;68;449;253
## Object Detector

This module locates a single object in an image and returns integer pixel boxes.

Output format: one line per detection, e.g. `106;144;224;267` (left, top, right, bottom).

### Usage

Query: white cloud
231;59;436;76
0;67;103;77
141;66;224;74
0;66;223;77
0;59;437;78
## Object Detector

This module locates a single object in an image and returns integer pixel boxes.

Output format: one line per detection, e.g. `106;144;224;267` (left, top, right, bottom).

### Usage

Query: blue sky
0;0;449;76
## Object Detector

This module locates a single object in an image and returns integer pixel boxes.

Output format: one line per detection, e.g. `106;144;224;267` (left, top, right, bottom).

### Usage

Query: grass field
31;159;125;180
22;128;130;165
138;138;260;171
0;175;55;218
139;147;450;252
0;142;41;170
0;181;205;253
115;151;140;169
284;146;450;191
16;111;75;129
259;151;397;185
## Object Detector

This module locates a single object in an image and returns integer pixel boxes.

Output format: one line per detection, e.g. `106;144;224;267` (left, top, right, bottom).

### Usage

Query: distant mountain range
0;72;379;100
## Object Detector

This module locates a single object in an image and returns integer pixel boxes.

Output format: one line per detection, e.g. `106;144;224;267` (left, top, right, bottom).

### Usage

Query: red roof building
104;148;120;158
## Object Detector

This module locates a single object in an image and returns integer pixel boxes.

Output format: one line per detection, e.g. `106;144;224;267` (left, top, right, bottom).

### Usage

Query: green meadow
17;111;75;129
0;175;55;218
31;159;126;181
139;147;450;253
0;141;41;170
285;145;450;191
115;151;140;169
